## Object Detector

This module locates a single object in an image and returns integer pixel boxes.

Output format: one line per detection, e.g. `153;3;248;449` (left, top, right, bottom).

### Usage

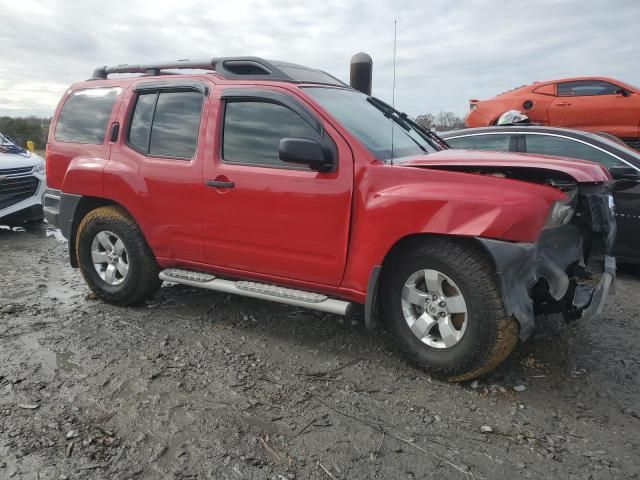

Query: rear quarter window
54;87;121;144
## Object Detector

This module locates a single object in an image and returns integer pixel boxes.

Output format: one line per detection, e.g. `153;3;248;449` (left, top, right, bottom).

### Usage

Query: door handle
556;102;571;107
206;179;235;189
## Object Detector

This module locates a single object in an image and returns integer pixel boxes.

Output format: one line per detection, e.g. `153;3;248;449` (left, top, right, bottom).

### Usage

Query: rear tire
381;237;519;381
76;205;161;306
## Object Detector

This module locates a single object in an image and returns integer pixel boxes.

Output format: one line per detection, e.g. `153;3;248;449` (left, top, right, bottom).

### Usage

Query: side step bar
159;268;355;316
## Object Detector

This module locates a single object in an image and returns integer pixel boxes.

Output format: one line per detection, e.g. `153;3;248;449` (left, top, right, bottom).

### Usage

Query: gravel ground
1;223;639;480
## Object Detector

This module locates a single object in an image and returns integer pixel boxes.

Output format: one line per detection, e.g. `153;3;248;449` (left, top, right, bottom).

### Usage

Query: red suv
44;57;616;381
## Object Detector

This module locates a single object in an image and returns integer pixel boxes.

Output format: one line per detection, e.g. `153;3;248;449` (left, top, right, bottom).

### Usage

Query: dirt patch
1;224;639;479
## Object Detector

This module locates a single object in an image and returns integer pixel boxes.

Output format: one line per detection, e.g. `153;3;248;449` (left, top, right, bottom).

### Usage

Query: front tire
76;205;161;306
382;238;519;381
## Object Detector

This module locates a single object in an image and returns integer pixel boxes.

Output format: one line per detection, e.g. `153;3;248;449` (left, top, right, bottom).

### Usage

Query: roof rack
91;57;347;87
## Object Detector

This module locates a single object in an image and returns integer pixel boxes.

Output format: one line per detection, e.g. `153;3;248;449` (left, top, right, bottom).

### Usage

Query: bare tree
415;113;435;130
435;111;464;130
415;111;465;131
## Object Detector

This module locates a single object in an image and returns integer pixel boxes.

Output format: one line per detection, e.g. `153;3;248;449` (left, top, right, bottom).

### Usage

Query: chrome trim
159;268;353;315
446;131;640;173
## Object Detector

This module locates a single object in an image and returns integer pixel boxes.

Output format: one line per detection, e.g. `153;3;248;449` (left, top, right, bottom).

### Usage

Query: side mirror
609;165;640;180
279;138;334;172
615;88;631;97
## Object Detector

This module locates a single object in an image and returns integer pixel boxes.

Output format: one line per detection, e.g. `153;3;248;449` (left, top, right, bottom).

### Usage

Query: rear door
106;82;209;263
548;80;638;138
201;86;354;287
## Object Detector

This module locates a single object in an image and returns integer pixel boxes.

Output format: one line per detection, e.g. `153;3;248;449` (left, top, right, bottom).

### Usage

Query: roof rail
91;57;347;87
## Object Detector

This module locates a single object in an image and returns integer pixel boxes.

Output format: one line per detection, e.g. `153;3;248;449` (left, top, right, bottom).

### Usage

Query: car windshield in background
304;87;439;161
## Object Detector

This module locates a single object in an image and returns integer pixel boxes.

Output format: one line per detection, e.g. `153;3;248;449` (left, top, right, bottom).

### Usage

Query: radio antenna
390;19;398;165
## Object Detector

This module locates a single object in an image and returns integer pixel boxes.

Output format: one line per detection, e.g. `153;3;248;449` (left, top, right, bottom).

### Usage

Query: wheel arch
380;233;496;280
67;197;136;268
365;233;498;331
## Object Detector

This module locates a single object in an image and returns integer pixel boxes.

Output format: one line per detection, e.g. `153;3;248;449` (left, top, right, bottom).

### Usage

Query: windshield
304;87;441;161
0;132;29;155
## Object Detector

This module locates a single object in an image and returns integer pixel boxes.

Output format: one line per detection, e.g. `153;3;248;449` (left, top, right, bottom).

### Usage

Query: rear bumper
43;188;61;229
478;225;616;341
43;188;81;240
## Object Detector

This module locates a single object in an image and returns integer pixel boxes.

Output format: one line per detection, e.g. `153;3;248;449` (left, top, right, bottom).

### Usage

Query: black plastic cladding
91;57;348;87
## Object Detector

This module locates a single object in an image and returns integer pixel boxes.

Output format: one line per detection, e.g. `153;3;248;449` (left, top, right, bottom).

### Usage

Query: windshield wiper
366;97;412;132
366;97;429;155
367;97;450;150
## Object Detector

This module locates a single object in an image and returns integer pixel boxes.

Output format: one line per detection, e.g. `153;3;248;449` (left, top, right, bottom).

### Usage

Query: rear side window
523;134;626;169
127;90;204;159
446;134;513;152
222;100;319;167
557;80;619;97
54;87;121;144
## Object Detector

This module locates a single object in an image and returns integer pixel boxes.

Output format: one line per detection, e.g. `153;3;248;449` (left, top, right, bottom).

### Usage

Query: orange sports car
465;77;640;147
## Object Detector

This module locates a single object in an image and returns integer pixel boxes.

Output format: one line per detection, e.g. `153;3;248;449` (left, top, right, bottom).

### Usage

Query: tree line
0;117;51;150
414;112;465;131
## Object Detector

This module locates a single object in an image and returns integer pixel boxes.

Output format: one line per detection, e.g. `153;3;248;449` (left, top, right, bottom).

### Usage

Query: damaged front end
479;182;616;340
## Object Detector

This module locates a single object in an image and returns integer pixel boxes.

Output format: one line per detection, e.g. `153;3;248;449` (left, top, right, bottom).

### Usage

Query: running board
159;268;354;316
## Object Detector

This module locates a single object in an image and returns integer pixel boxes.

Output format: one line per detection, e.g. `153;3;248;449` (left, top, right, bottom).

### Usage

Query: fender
61;156;108;197
44;156;109;246
49;156;151;265
339;163;567;298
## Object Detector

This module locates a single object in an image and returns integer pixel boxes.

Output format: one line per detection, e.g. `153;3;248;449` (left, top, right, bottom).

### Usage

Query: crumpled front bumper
478;224;616;340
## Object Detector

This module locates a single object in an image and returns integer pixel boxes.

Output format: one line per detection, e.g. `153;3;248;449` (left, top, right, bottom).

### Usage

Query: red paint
47;74;611;304
404;149;611;183
466;76;640;139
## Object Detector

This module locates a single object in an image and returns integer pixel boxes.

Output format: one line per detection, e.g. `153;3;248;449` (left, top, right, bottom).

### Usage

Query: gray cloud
0;0;638;118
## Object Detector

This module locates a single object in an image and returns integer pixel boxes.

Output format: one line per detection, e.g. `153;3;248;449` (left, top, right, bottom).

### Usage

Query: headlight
33;161;45;175
545;200;575;228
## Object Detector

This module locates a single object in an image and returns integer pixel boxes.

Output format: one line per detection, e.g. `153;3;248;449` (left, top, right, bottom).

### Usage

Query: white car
0;133;47;225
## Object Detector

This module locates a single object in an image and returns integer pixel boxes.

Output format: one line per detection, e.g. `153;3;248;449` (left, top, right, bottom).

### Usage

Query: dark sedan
441;126;640;264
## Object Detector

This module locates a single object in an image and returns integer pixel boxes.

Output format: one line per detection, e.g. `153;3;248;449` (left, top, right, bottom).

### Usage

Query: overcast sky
1;0;638;118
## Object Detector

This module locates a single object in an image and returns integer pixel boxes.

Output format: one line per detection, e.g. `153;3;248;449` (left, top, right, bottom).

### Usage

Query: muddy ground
1;224;639;480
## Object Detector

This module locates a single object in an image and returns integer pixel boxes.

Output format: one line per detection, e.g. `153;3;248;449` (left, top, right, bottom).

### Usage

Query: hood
401;149;611;183
0;151;42;170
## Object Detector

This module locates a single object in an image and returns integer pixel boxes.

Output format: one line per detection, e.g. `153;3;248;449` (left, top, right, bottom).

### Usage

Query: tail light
45;143;51;181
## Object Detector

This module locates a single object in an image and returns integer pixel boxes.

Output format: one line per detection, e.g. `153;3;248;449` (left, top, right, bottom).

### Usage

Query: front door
548;80;639;138
202;86;353;287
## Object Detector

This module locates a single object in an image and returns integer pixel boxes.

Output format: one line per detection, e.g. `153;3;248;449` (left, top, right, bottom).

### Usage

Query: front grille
0;166;33;176
0;176;39;209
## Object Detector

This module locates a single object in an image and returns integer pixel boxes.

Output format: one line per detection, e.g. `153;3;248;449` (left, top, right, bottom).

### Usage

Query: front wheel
76;205;161;306
382;238;519;381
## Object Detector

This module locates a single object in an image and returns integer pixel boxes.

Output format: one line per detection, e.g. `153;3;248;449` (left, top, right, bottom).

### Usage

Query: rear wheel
382;238;519;381
76;206;161;306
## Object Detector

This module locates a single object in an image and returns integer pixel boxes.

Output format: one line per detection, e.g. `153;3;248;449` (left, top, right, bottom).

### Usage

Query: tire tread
383;237;519;381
